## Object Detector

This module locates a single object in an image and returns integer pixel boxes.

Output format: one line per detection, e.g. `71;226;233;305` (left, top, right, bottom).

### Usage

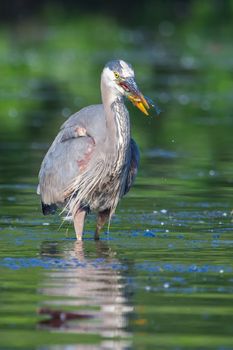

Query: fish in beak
119;77;160;116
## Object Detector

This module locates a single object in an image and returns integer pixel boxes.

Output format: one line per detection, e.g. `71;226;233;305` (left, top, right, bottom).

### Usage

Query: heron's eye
114;71;120;79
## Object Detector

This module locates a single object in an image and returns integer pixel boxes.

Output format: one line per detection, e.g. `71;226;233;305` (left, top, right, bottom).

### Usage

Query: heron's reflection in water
38;241;132;341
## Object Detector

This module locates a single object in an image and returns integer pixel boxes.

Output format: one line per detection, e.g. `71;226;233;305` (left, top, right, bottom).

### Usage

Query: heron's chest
89;150;130;211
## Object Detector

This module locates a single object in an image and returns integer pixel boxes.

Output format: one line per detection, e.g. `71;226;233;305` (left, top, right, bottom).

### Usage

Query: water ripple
1;257;232;274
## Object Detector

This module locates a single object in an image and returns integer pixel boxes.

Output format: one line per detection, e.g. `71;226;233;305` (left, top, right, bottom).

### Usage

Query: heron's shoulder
61;104;104;130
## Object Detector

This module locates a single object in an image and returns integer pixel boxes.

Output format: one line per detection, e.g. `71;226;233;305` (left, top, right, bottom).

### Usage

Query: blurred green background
1;0;233;152
1;0;233;197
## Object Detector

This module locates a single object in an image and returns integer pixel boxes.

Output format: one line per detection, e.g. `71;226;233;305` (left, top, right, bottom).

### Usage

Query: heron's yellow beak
119;78;150;115
127;93;150;116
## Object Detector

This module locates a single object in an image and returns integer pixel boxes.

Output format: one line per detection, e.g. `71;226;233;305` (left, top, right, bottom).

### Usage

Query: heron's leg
73;209;87;241
95;209;110;240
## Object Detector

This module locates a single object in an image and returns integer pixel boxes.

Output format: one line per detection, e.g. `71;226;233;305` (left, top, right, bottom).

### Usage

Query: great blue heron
37;60;157;240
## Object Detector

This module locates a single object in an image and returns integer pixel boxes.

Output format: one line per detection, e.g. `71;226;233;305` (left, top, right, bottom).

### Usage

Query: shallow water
1;14;233;350
1;142;233;349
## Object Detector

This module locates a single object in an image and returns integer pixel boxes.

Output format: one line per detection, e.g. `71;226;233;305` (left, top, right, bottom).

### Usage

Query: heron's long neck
101;85;131;166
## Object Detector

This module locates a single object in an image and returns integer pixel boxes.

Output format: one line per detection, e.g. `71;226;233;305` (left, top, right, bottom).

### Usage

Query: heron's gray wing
60;104;105;144
38;104;106;212
124;138;140;195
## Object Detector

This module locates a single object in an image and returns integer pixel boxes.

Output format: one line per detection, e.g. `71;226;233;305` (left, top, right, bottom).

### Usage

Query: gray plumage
37;59;148;240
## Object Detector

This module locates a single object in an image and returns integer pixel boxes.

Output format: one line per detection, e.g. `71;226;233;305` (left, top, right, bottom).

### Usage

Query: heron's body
38;60;151;240
38;103;139;212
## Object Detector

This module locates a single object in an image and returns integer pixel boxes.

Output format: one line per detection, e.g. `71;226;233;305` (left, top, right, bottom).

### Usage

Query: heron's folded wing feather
39;136;94;204
38;105;106;206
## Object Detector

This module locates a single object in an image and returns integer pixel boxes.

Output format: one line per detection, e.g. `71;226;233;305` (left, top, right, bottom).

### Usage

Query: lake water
0;15;233;350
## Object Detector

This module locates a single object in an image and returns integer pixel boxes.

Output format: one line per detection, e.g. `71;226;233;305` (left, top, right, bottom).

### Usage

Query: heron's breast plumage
90;101;131;211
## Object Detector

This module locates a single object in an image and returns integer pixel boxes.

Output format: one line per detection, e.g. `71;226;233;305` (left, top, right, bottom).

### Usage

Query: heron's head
102;59;150;115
